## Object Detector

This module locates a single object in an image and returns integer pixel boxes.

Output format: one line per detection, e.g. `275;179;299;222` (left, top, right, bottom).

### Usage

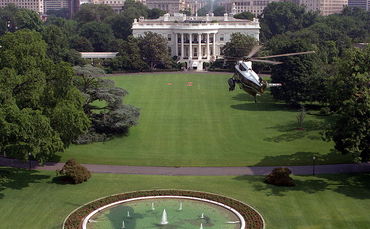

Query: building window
167;34;171;41
220;34;224;41
194;47;198;57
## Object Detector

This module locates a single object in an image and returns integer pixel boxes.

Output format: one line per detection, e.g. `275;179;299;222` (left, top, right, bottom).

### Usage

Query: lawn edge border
62;189;265;229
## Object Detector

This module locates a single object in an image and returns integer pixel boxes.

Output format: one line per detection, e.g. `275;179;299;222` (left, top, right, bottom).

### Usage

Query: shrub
265;167;295;186
319;107;331;115
58;159;91;184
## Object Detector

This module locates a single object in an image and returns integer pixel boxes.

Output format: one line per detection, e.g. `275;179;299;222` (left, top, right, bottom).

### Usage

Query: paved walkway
1;157;369;176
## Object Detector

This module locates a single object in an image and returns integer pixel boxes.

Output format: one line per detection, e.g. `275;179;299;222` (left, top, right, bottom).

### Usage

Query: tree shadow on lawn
254;150;354;167
233;173;370;199
0;167;50;199
263;119;328;143
230;93;294;112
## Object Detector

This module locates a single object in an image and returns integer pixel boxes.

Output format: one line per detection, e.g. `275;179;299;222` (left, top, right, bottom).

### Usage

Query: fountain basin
63;190;265;229
83;196;244;229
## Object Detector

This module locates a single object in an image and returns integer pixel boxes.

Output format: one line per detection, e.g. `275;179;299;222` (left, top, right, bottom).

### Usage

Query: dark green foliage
138;32;172;70
122;0;148;20
69;36;93;52
269;39;321;104
325;46;370;162
147;8;166;19
79;22;115;51
223;33;258;59
104;14;133;40
0;30;90;162
57;159;91;184
180;8;192;16
213;6;225;16
73;65;140;143
0;4;43;35
265;168;295;186
197;4;211;16
260;2;318;40
74;3;115;24
233;11;255;20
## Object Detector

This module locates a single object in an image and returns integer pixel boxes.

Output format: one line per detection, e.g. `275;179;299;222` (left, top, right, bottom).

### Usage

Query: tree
0;4;42;35
269;39;321;104
104;14;133;40
213;6;225;16
69;36;94;52
197;4;211;16
138;32;172;70
121;0;148;20
42;25;69;62
324;46;370;162
260;2;318;40
180;8;192;16
223;33;258;59
234;12;254;20
74;3;115;24
147;8;166;19
0;30;90;162
73;65;140;143
79;22;115;51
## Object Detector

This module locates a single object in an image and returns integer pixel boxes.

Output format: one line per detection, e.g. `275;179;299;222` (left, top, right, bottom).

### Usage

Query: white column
181;33;184;59
212;33;216;58
189;33;192;60
175;33;178;57
198;33;201;60
206;33;210;60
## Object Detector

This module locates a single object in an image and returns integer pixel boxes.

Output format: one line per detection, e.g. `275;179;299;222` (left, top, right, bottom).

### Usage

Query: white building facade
132;13;260;70
0;0;44;14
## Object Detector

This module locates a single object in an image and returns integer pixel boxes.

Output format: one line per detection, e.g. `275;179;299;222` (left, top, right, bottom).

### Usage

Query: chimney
224;13;228;21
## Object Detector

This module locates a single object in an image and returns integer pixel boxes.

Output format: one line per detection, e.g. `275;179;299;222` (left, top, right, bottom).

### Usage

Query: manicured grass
60;73;351;166
0;168;369;229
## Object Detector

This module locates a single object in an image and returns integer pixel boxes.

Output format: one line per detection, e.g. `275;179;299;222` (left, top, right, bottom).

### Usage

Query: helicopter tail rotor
267;83;282;88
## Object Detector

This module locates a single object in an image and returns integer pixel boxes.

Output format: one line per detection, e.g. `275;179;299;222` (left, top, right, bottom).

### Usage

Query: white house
132;13;260;71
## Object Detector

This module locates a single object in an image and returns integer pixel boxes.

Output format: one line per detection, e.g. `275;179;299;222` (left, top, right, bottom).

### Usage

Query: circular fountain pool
63;190;264;229
84;196;243;229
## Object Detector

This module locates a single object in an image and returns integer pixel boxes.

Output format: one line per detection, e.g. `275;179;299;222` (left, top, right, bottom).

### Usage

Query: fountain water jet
121;220;125;229
200;223;203;229
160;209;169;225
178;202;183;211
127;211;130;218
200;213;205;219
151;202;155;211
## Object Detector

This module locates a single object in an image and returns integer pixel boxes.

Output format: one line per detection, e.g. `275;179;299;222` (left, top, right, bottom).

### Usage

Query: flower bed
63;190;265;229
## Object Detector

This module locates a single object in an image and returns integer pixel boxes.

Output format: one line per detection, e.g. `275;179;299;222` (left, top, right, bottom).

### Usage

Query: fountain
200;213;205;219
121;220;125;229
160;209;169;225
200;223;203;229
151;202;155;211
127;211;130;218
178;202;183;211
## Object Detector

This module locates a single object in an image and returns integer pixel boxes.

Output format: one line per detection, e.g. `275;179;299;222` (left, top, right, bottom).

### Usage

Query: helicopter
227;45;315;103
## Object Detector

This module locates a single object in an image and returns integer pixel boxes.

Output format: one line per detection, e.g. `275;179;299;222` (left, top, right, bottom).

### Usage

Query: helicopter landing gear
228;78;235;91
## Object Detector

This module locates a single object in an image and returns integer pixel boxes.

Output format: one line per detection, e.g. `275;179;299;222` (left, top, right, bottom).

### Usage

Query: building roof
80;52;119;59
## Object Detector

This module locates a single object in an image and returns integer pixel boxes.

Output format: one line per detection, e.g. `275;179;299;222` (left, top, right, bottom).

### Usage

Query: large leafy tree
325;46;370;162
79;22;115;51
0;4;42;35
223;33;258;59
138;32;172;70
233;12;255;20
268;39;321;104
260;2;318;40
121;0;148;20
74;3;115;24
0;30;90;162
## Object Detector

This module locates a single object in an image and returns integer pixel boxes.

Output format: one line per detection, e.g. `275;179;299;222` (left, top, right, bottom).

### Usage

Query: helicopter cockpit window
239;64;247;71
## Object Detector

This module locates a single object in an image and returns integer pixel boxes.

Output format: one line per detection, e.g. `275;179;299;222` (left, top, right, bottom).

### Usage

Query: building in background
348;0;369;10
145;0;185;14
222;0;281;16
0;0;44;14
294;0;348;15
132;13;260;70
91;0;125;13
44;0;69;13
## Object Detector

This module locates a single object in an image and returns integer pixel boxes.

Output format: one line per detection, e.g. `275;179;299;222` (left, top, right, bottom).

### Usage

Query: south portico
174;31;218;71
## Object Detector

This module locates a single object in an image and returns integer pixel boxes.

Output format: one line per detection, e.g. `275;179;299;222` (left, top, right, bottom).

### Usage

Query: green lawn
0;168;369;229
59;73;351;166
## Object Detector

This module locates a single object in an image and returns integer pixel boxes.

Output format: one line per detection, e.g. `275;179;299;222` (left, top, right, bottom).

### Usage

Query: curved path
1;157;369;176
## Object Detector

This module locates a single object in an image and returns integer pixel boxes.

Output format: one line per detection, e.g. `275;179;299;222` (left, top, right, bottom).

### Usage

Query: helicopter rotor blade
245;45;263;59
257;51;316;59
250;58;283;65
